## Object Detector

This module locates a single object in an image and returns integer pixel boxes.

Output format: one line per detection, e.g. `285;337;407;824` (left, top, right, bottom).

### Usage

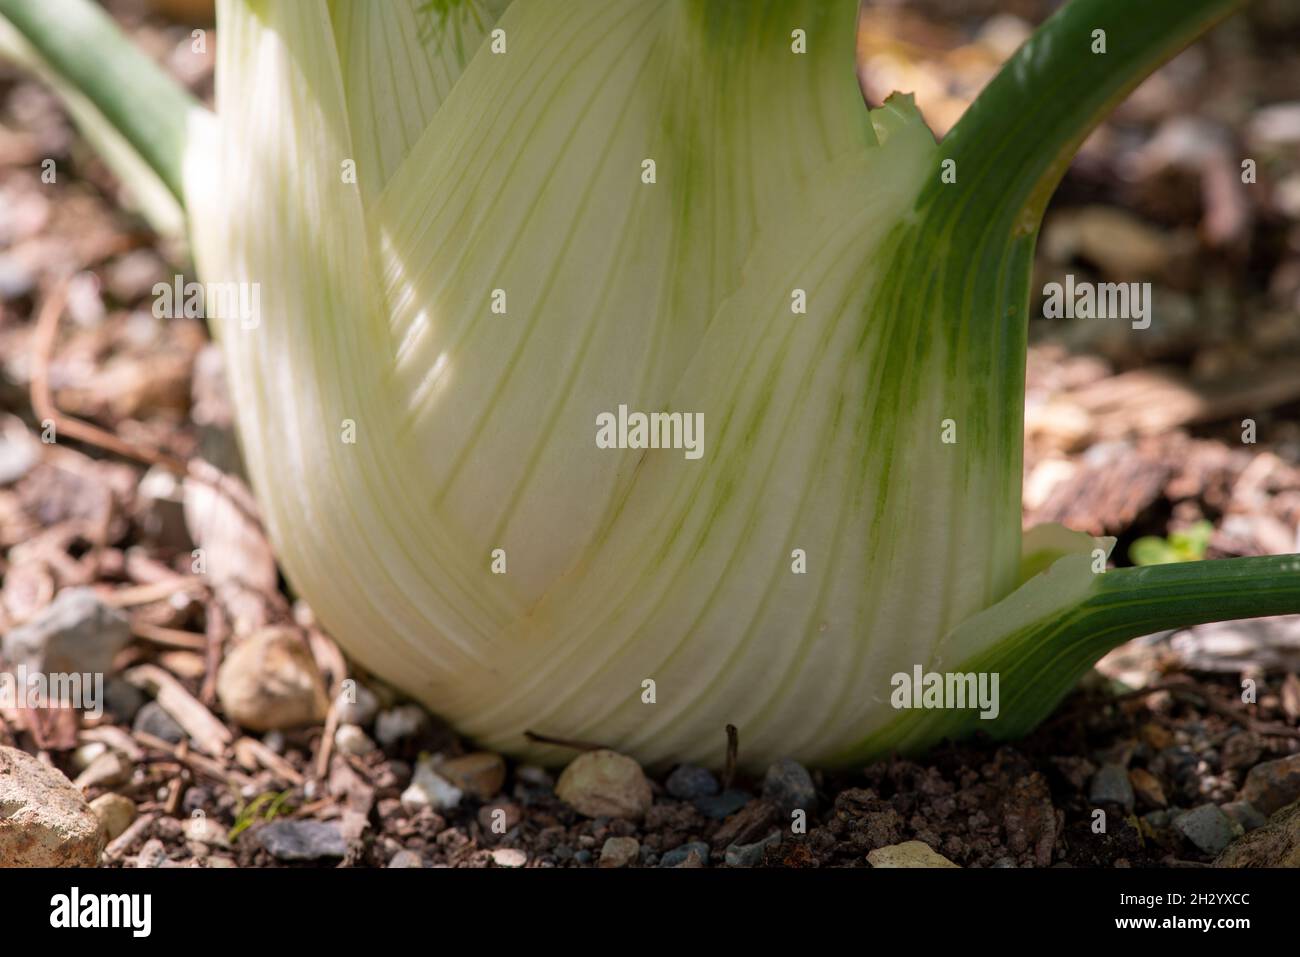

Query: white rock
72;742;108;771
491;848;527;868
334;724;375;756
400;757;463;812
374;704;428;747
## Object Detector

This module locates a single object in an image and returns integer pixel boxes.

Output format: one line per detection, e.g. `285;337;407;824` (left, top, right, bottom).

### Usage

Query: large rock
1215;799;1300;867
2;587;130;676
556;749;652;820
216;627;329;731
0;746;104;866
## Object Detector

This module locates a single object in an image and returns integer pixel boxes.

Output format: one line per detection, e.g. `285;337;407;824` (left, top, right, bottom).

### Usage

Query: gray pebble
762;758;816;815
693;789;750;820
1172;804;1242;856
574;850;593;865
665;764;719;800
2;587;131;676
1088;764;1135;810
103;677;145;723
1143;809;1171;828
660;841;711;867
258;820;347;861
725;831;780;868
133;701;185;745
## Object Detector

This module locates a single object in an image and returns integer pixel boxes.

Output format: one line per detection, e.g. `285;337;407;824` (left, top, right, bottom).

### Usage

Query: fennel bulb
5;0;1296;770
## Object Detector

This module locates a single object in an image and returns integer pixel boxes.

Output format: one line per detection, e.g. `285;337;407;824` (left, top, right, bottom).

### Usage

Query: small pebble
515;765;554;789
183;816;231;849
574;850;592;865
216;627;329;731
258;820;347;861
693;789;750;820
2;587;131;676
133;838;169;869
388;850;424;868
72;742;108;771
334;724;376;756
103;677;145;723
88;793;136;842
401;757;463;812
1088;764;1135;810
133;701;185;745
492;848;527;868
665;764;719;800
374;704;429;748
73;750;131;790
762;758;817;816
1143;809;1171;829
725;831;780;868
478;801;522;833
555;750;652;820
1172;804;1241;856
659;841;710;868
599;836;640;869
1128;767;1167;808
438;752;506;800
